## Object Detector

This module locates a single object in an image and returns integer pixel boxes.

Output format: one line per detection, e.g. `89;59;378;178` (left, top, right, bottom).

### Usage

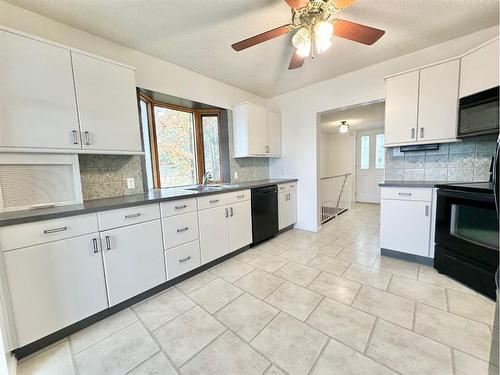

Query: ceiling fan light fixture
339;120;349;133
292;27;311;57
314;21;333;54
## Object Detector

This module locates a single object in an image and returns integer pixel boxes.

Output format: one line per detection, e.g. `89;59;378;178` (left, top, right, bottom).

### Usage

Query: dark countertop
379;181;448;188
435;182;494;194
0;179;298;227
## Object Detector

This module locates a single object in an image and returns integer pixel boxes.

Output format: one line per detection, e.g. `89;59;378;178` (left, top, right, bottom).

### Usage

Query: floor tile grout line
67;337;80;375
450;346;457;375
304;334;329;375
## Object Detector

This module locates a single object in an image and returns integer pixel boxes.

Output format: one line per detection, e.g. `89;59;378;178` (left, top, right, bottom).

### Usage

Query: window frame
139;94;224;188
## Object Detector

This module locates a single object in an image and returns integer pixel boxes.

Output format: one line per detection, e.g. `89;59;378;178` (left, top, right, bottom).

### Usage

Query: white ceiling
320;101;385;133
6;0;499;97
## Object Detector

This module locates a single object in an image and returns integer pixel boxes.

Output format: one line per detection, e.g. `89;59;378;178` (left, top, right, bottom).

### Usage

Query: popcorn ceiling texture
79;110;270;200
384;135;497;182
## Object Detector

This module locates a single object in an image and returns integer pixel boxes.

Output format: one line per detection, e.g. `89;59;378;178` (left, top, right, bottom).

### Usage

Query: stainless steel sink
185;184;239;192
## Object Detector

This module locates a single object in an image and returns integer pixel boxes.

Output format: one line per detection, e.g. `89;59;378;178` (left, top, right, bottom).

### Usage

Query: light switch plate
233;171;238;180
126;178;135;189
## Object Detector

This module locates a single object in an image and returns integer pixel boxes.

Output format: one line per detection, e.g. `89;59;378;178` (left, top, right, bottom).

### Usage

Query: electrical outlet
233;171;238;180
126;178;135;189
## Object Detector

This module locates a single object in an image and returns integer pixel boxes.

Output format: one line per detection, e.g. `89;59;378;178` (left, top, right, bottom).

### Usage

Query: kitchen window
139;95;223;189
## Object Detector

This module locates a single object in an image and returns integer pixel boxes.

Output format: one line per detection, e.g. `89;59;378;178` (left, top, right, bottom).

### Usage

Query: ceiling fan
231;0;385;70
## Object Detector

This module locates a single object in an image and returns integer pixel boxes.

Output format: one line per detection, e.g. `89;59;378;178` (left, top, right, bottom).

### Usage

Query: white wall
319;131;356;178
0;0;265;110
267;26;499;231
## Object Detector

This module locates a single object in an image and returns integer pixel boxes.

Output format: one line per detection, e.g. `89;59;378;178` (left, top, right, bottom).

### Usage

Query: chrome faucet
202;172;213;186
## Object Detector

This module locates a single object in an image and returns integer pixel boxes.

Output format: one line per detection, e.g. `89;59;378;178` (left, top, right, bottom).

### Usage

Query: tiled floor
17;203;497;375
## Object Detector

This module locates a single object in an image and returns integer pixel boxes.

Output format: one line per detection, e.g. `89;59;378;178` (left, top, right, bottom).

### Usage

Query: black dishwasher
251;185;278;245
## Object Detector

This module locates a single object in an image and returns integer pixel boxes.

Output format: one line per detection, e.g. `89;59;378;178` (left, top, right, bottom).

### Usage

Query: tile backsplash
385;135;497;182
79;155;144;200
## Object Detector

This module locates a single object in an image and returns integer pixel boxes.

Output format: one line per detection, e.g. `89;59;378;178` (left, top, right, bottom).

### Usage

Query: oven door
458;87;499;138
436;188;499;265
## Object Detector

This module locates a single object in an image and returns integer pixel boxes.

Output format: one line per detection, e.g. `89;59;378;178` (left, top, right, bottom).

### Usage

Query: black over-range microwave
458;86;499;138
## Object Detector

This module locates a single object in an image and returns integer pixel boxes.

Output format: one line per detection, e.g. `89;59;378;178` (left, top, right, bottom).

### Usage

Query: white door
71;52;142;153
4;233;108;346
356;128;385;203
198;205;230;264
266;110;281;156
418;60;460;142
287;188;297;227
384;71;419;145
0;31;81;150
101;220;165;306
380;199;431;257
229;200;252;252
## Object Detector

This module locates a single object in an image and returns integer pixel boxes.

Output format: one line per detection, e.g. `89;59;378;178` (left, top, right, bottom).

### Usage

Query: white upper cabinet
233;103;281;157
266;109;282;157
384;70;420;145
460;38;500;98
72;52;142;153
417;59;460;142
0;30;80;150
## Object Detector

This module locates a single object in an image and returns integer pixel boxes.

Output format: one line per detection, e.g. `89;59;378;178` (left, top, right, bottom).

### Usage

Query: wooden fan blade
332;0;356;11
334;19;385;45
284;0;310;9
232;24;292;51
288;48;306;70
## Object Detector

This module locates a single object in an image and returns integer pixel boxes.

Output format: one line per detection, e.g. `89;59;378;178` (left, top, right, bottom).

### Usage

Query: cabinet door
229;200;252;252
247;104;268;155
460;39;500;98
278;191;288;230
266;110;281;157
198;205;230;264
287;189;297;227
384;71;419;145
380;199;431;257
101;220;165;306
418;60;459;142
0;31;80;150
72;52;142;153
4;233;107;346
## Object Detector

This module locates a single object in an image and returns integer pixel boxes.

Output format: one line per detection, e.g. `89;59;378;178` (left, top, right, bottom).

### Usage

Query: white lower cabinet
229;200;252;252
278;183;297;230
100;220;166;306
198;205;230;264
3;233;108;347
380;187;433;257
165;240;201;280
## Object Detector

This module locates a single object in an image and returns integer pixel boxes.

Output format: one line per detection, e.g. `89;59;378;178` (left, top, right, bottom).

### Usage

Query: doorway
356;127;385;203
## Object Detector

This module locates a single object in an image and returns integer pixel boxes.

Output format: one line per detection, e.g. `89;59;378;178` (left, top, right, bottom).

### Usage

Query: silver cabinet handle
179;256;191;263
420;127;425;138
411;128;415;139
175;204;187;210
398;192;412;196
43;226;67;234
237;195;245;199
225;208;229;218
230;207;234;217
265;145;270;153
92;238;99;254
125;213;141;219
105;235;111;250
83;131;91;145
176;227;189;233
71;130;79;145
210;199;219;204
425;205;430;217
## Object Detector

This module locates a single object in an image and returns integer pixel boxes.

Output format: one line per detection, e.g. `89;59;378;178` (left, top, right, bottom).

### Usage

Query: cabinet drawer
98;204;160;230
278;184;288;193
0;214;98;251
380;187;432;202
197;193;228;210
162;212;199;249
165;240;201;280
161;198;197;217
227;190;250;204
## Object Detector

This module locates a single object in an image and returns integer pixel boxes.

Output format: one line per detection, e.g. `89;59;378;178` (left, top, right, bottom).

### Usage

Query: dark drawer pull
175;204;187;210
125;213;141;219
210;199;219;204
179;256;191;263
398;192;412;196
177;227;189;233
237;195;245;199
43;226;67;234
92;238;99;254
